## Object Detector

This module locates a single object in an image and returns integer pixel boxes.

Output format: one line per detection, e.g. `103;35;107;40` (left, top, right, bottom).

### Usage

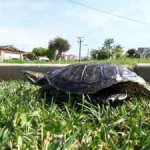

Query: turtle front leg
38;85;70;104
38;85;53;101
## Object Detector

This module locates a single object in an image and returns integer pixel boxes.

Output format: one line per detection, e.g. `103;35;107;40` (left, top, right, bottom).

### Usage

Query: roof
0;45;25;53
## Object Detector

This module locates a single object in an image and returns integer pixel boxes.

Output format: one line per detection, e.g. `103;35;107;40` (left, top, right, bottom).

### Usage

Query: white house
61;54;78;61
0;45;25;62
136;47;150;58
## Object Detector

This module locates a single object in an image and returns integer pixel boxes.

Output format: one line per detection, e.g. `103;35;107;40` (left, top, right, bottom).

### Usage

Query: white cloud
0;11;8;20
1;0;150;56
0;27;56;51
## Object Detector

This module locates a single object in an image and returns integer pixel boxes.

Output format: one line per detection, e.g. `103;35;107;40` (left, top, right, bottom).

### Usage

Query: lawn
0;80;150;149
3;57;150;67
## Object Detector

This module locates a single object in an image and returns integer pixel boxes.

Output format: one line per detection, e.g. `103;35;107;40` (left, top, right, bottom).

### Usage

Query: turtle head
22;70;48;86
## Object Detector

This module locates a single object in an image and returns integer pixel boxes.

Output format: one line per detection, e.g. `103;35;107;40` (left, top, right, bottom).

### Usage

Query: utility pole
77;37;84;61
87;48;90;59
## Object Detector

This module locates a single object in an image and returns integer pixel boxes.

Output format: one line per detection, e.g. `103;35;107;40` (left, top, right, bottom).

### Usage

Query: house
136;47;150;58
61;54;78;61
0;45;25;62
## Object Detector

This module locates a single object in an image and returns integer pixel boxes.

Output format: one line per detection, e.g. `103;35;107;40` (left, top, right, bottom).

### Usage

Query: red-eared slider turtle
23;62;150;104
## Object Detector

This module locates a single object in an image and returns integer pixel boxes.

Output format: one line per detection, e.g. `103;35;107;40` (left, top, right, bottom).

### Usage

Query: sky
1;0;150;57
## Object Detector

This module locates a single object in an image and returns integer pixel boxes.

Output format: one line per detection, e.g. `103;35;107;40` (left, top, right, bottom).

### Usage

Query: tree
48;37;70;61
126;48;137;57
32;47;47;59
103;38;114;50
46;50;55;61
90;47;111;60
90;49;99;59
46;40;56;61
90;38;124;60
113;44;123;59
24;52;37;61
98;47;111;59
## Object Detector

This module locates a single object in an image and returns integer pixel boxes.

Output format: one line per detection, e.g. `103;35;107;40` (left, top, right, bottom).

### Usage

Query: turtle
22;62;150;104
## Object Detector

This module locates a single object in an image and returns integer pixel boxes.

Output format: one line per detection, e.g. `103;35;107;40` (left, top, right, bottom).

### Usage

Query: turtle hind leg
105;93;131;106
106;93;128;102
88;84;130;106
89;93;130;107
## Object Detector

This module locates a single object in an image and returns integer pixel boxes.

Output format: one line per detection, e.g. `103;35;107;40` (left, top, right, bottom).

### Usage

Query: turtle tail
124;81;150;98
141;84;150;97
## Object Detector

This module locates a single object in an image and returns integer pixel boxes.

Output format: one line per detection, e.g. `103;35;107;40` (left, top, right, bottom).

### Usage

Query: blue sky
0;0;150;57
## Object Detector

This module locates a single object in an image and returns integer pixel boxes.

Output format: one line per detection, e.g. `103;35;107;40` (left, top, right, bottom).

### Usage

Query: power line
69;0;150;26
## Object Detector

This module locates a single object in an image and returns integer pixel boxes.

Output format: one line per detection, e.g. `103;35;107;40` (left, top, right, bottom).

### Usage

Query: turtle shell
46;62;146;94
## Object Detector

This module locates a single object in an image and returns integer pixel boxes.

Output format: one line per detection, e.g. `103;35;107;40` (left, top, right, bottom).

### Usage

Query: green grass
43;57;150;66
80;57;150;67
0;81;150;149
3;57;150;67
98;57;150;66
